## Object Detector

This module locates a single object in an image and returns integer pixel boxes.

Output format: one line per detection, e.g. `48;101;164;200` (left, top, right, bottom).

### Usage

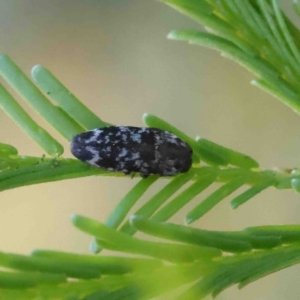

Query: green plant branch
73;215;220;263
186;175;247;223
0;83;63;156
31;65;111;130
0;55;84;142
119;171;196;235
0;1;299;299
272;0;300;64
0;216;298;299
179;245;300;300
151;170;217;222
163;0;300;116
104;176;159;229
31;250;164;273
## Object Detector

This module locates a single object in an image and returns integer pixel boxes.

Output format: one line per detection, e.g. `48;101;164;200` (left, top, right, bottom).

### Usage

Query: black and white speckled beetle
70;126;192;178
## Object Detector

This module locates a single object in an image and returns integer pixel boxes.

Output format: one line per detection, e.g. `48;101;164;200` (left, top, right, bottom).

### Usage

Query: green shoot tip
142;113;150;123
230;201;239;209
167;31;177;40
90;240;101;254
184;216;194;225
31;64;43;76
71;214;82;225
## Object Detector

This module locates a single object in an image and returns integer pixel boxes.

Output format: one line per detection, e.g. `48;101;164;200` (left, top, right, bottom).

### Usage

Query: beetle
71;126;192;178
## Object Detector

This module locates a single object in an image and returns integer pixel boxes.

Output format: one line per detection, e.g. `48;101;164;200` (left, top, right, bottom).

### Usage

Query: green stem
104;176;158;229
0;83;63;156
186;176;247;224
73;215;220;263
0;55;84;141
120;171;195;235
0;252;100;279
151;170;216;222
31;65;110;130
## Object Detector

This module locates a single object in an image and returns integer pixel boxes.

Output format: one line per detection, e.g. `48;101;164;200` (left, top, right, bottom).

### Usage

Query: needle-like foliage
0;0;299;299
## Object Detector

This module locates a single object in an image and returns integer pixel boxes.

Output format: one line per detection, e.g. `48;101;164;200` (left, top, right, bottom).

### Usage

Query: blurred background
0;0;299;299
